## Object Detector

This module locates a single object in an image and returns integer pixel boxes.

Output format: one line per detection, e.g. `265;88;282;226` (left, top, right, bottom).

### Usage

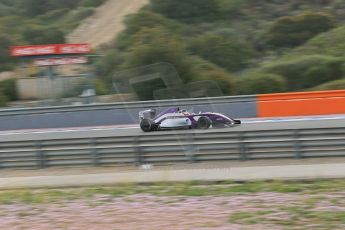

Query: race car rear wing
139;109;156;121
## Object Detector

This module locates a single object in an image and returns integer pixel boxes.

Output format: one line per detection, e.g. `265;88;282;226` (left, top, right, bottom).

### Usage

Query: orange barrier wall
258;90;345;117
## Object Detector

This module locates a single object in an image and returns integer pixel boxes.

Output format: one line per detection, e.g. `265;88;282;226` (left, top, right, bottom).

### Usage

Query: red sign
34;57;88;66
10;44;91;57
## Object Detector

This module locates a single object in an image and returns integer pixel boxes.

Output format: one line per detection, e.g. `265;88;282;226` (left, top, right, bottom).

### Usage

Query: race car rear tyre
140;119;155;132
197;116;211;129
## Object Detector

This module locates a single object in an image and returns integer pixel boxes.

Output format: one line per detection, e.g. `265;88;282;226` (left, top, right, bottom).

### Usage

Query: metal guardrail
0;95;255;116
1;127;345;169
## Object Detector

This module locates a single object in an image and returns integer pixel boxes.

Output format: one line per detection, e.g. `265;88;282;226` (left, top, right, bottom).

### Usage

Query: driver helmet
181;109;190;115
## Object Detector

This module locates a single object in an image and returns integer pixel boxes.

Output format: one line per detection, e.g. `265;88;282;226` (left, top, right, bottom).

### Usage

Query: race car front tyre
140;119;155;132
197;116;211;129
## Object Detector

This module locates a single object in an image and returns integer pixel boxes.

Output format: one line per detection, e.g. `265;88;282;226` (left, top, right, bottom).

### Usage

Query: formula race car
139;107;241;132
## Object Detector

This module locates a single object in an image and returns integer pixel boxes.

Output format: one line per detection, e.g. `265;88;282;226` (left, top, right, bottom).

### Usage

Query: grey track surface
1;116;345;142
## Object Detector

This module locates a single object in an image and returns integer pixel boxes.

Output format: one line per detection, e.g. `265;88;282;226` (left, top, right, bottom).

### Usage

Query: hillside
67;0;148;47
93;0;345;99
2;0;345;105
0;0;148;105
0;0;107;72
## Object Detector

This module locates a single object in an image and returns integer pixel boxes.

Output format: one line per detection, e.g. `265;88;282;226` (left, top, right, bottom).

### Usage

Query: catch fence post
90;138;99;166
187;133;196;163
294;130;302;158
134;136;143;165
36;141;45;169
238;132;247;161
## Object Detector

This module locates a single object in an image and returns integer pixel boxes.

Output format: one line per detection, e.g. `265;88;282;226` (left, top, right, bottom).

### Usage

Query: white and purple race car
139;107;241;132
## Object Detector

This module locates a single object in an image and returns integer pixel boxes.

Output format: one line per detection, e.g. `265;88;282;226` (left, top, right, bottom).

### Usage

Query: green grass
1;179;344;228
229;210;275;224
229;206;345;228
304;196;325;207
0;179;345;205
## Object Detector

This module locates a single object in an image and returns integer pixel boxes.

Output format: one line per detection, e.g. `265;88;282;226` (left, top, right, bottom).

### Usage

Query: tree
190;33;256;72
0;79;17;102
262;55;344;90
0;35;16;71
236;73;287;95
19;0;46;16
123;27;195;100
0;36;12;66
21;26;65;44
150;0;218;22
18;0;80;16
94;48;127;85
215;0;245;19
117;10;182;50
0;15;26;37
124;10;181;35
128;27;193;82
80;0;106;7
312;79;345;91
191;57;236;95
0;92;8;107
264;12;335;48
301;62;344;88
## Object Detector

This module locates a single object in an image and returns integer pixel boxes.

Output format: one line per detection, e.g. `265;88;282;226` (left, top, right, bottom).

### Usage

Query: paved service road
1;162;345;189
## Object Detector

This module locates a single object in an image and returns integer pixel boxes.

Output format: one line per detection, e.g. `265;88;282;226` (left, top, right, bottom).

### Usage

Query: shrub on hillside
189;33;256;72
262;55;344;90
263;12;335;48
215;0;246;19
0;92;8;107
311;78;345;91
94;49;126;83
65;7;95;22
120;27;238;99
80;0;106;8
124;10;182;35
153;87;188;100
37;9;69;22
121;27;194;100
0;35;14;71
118;10;183;50
235;73;287;95
150;0;218;22
302;64;342;89
0;78;17;101
21;25;65;44
132;77;166;100
295;25;345;57
127;27;194;83
94;79;110;95
191;57;236;95
18;0;82;17
199;70;235;95
153;68;235;99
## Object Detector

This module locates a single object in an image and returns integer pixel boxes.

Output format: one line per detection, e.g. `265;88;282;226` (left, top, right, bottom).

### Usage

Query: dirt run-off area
0;180;345;229
67;0;148;47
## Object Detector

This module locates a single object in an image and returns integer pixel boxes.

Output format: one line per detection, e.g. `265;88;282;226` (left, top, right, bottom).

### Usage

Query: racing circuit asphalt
1;115;345;142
